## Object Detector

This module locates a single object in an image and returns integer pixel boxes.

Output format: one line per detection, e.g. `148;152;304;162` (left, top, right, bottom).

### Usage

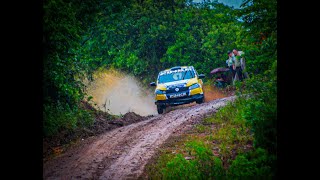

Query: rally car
150;66;205;114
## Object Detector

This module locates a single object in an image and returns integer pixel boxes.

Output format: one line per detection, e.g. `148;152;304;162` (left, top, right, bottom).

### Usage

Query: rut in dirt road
43;96;236;180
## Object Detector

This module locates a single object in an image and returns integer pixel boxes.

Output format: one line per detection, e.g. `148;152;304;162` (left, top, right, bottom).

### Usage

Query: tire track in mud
43;96;236;180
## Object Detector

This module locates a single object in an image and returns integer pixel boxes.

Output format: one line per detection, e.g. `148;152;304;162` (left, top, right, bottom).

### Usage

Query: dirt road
43;96;236;180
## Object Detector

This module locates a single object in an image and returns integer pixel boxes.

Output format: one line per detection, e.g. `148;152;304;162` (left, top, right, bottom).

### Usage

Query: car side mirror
150;82;156;86
198;74;205;79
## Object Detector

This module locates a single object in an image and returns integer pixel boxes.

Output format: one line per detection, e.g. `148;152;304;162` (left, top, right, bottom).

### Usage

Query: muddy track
43;96;236;180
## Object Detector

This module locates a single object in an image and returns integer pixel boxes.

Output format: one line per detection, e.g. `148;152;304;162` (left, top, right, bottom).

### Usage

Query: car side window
193;69;198;77
183;71;193;79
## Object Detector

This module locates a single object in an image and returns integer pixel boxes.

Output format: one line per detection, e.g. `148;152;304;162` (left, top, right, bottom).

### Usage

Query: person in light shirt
226;51;235;79
232;48;245;81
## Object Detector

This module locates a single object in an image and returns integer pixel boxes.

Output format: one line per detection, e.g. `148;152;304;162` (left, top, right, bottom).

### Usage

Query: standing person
232;48;244;81
226;51;235;80
237;50;249;79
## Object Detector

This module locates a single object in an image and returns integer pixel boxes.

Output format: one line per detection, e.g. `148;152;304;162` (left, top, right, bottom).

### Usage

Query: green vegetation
44;0;277;177
161;141;225;179
43;0;247;136
144;1;277;176
43;100;92;136
145;95;276;178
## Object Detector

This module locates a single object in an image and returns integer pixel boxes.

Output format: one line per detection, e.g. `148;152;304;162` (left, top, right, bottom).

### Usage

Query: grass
143;98;275;179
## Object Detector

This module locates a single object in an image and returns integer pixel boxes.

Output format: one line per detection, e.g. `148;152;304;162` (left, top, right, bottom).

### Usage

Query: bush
241;71;277;154
227;148;275;178
162;141;226;179
43;101;93;137
162;154;200;180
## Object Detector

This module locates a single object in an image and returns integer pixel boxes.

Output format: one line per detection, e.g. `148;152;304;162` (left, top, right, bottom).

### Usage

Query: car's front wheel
157;105;165;114
196;97;205;104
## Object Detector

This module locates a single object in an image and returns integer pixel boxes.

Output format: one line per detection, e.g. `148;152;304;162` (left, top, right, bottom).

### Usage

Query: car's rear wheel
157;105;165;114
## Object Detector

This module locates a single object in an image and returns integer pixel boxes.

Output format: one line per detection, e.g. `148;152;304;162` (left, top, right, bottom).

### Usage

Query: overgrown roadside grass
143;97;276;179
43;100;117;162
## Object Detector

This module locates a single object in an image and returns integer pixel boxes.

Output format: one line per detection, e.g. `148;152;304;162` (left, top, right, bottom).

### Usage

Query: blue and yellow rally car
150;66;205;114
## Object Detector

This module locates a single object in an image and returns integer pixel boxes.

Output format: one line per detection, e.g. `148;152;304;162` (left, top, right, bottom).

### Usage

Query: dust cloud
85;69;157;116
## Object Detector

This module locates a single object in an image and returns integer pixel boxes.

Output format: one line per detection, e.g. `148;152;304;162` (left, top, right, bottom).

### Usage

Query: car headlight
155;89;166;94
189;83;200;90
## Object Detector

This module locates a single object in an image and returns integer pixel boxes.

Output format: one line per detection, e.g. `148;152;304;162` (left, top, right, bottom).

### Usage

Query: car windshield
158;69;194;84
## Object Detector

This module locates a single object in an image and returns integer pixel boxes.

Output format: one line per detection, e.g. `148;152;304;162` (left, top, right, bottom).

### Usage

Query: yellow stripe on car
155;94;167;101
190;87;203;95
186;78;198;87
156;84;167;91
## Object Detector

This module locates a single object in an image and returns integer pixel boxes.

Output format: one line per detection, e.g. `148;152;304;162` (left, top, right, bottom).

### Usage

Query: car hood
157;78;198;90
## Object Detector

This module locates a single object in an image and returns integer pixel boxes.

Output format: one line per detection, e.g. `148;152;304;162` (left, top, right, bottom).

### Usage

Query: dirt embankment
43;105;149;163
43;96;236;180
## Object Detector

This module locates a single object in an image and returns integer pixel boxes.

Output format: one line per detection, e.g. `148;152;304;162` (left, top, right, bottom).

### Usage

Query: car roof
162;66;193;72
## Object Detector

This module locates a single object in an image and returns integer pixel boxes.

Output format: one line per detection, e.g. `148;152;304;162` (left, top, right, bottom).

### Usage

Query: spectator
215;73;226;88
226;51;235;79
232;48;244;81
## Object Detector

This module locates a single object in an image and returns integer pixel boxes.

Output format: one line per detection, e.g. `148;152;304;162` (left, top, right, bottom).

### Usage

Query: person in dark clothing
215;73;226;88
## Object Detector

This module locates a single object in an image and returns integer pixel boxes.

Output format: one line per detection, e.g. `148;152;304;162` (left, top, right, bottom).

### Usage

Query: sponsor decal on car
169;92;187;98
159;67;193;76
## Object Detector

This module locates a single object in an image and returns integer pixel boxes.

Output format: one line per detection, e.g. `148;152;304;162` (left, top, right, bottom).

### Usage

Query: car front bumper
155;94;204;106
